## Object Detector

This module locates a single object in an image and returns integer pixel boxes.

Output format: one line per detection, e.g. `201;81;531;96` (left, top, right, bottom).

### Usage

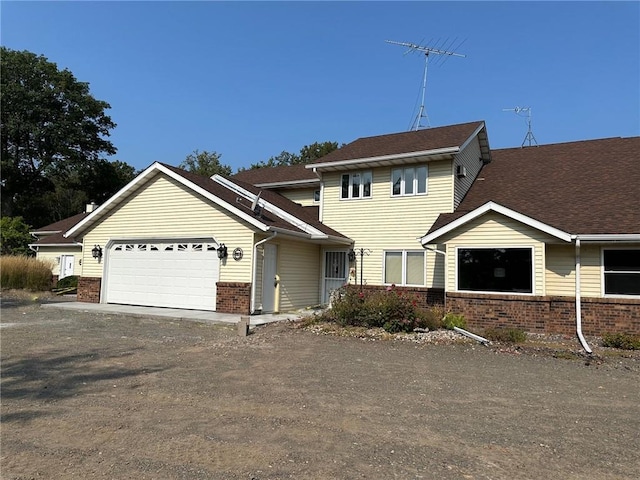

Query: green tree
1;47;117;226
243;141;341;170
0;216;33;256
179;150;232;177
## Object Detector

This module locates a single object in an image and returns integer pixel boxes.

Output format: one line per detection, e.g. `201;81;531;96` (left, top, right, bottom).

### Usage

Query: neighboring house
29;210;92;283
64;120;639;337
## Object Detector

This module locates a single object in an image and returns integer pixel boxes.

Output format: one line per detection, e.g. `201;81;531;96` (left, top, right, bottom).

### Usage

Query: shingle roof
429;136;640;236
231;164;318;186
31;212;90;245
309;121;485;165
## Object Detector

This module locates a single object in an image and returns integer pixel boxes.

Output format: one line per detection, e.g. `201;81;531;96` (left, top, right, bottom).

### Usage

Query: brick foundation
217;282;251;314
446;292;640;336
52;275;59;287
78;277;102;303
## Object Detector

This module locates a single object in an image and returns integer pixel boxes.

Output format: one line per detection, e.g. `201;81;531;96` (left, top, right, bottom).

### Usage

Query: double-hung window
341;171;372;199
384;250;425;286
391;166;427;196
457;247;534;294
603;249;640;296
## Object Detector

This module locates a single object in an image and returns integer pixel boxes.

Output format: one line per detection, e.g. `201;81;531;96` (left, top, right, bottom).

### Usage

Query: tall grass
1;255;53;291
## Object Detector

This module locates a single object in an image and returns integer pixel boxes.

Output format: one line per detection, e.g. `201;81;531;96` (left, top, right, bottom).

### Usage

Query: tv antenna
386;39;466;131
503;106;538;147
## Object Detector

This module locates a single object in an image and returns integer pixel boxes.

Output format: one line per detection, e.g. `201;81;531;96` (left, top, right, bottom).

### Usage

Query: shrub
56;275;78;289
484;327;527;344
602;333;640;350
442;313;466;330
0;255;53;291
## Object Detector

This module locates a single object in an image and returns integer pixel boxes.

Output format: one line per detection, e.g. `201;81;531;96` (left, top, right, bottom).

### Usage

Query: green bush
442;313;466;330
56;275;78;289
602;333;640;350
1;255;53;291
484;327;527;343
325;284;442;333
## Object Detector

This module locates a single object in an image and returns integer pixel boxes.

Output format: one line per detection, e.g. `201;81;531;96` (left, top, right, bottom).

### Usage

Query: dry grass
0;255;53;291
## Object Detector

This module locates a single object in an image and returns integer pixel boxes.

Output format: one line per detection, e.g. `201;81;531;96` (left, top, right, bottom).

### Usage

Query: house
63;120;639;337
29;210;91;283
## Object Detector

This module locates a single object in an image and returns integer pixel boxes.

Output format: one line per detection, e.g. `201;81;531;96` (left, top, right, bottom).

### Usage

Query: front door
262;243;278;313
323;251;348;304
60;255;75;279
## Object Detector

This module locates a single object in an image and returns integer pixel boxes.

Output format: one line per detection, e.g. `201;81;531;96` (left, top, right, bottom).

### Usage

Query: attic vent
456;165;467;178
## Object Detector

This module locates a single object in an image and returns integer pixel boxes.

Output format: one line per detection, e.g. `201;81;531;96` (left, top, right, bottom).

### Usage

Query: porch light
91;244;103;260
217;244;228;259
348;249;356;262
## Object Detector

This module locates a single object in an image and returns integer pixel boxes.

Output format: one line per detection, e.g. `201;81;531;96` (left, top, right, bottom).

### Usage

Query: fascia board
28;242;82;247
254;179;320;188
575;234;640;242
421;201;573;245
306;146;460;170
458;122;485;151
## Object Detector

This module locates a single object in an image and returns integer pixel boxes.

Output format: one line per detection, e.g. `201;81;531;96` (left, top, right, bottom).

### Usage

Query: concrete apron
40;302;312;326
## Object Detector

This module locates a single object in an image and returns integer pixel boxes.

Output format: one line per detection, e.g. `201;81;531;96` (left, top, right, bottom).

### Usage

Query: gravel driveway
1;294;639;479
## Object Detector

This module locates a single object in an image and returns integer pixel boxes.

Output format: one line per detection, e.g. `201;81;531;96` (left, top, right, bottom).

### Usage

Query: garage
104;240;220;311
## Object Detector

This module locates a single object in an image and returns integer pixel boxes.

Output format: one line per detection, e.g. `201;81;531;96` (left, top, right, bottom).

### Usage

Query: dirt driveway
1;295;639;480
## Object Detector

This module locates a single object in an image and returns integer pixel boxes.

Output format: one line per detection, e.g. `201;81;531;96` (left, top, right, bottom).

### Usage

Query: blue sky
2;1;639;172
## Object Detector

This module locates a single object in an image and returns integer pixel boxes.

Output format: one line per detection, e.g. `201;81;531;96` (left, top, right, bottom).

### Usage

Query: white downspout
575;238;593;354
250;232;277;314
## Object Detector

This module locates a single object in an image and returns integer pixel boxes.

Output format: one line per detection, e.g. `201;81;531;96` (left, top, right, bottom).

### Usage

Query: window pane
341;175;349;199
406;252;424;285
392;169;402;196
352;173;360;198
458;248;532;293
416;166;427;194
362;171;372;197
404;168;415;195
385;252;402;284
314;190;320;202
604;250;640;272
605;273;640;295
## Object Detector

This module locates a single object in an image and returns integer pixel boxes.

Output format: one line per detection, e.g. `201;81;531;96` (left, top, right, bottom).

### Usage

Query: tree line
0;47;339;254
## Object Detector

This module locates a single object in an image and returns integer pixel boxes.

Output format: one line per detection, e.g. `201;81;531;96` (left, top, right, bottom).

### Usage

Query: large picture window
391;166;427;196
341;171;372;199
384;250;425;286
457;247;533;294
603;249;640;296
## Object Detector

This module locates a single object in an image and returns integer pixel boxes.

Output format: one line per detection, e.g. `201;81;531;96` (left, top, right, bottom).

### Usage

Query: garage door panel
105;240;219;311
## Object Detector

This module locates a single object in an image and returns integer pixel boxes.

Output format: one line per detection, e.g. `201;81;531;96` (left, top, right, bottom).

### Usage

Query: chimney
86;202;98;213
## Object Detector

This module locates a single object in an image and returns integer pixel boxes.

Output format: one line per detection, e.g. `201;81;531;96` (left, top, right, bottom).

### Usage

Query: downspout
250;232;277;314
575;237;593;354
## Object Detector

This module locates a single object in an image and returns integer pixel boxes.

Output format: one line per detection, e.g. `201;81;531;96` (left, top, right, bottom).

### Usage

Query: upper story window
603;249;640;296
314;190;320;202
341;171;372;199
391;166;428;196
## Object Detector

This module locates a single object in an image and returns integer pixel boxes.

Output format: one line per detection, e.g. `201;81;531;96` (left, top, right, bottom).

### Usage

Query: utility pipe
250;232;277;314
575;238;593;354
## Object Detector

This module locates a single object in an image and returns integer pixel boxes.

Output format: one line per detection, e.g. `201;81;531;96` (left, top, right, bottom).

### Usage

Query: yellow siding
275;238;321;311
80;173;256;282
580;245;603;297
321;160;454;287
545;244;576;296
279;187;318;207
36;246;82;276
454;136;484;208
439;212;560;295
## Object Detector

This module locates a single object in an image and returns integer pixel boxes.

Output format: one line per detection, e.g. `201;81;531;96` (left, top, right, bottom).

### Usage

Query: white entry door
60;255;75;279
261;243;277;313
323;251;348;304
105;240;220;311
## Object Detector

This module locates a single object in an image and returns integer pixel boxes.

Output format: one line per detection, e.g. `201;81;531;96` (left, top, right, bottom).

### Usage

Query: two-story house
58;120;638;337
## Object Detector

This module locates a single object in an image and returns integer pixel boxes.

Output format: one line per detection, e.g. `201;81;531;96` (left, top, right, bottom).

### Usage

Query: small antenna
236;191;263;216
386;39;466;131
503;106;538;147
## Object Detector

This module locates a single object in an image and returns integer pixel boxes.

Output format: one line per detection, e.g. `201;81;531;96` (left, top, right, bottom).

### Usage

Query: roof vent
456;165;467;178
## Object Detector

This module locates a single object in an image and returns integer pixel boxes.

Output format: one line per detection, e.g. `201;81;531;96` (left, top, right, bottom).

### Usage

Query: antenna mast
503;106;538;147
386;39;466;131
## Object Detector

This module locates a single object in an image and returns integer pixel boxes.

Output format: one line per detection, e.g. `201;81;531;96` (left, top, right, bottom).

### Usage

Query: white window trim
391;165;428;197
382;250;426;286
601;247;640;298
454;245;536;296
340;171;372;200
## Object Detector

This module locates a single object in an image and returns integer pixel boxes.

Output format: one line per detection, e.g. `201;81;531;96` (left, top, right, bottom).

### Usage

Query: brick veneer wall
446;292;640;336
217;282;251;314
52;275;59;286
358;285;445;308
78;277;102;303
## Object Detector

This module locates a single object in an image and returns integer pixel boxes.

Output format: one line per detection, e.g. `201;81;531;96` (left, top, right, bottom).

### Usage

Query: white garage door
105;240;220;311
